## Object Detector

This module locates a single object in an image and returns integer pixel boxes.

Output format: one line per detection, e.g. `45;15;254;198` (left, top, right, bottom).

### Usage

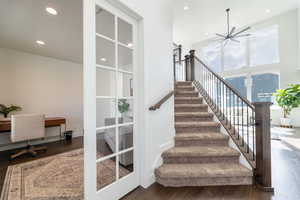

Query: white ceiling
0;0;83;63
174;0;300;46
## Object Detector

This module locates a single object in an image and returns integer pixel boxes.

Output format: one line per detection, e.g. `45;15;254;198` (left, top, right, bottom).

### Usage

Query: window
225;76;247;99
199;25;280;72
251;73;279;102
225;73;279;103
250;25;280;66
200;43;222;72
224;38;247;71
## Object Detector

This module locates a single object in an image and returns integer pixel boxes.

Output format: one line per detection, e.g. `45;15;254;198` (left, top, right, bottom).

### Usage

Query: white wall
298;5;300;69
119;0;174;188
192;9;300;127
0;48;83;150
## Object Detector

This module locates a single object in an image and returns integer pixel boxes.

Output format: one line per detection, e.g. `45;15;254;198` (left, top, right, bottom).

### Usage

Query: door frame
83;0;144;199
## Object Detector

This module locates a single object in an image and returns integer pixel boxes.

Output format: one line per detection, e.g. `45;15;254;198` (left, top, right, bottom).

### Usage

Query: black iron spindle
247;105;249;153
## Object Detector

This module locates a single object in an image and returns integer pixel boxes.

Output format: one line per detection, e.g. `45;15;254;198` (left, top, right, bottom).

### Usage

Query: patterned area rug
0;149;129;200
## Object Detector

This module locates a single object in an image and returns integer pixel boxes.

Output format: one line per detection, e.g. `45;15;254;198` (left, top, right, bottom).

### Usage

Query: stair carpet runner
155;81;253;187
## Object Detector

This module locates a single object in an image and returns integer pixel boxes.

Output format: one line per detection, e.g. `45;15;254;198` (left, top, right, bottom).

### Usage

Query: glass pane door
84;0;139;199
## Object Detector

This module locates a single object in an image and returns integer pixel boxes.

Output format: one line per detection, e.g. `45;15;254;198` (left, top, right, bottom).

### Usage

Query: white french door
83;0;139;199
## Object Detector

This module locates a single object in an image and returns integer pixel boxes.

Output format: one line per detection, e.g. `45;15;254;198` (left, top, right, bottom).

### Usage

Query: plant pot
280;118;292;127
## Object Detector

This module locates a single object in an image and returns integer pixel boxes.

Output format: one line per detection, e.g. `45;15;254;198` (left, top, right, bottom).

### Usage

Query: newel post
189;50;195;81
253;102;274;192
184;55;190;81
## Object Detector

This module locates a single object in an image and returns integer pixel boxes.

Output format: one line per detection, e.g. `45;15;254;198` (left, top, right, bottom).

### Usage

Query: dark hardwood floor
122;129;300;200
1;129;300;200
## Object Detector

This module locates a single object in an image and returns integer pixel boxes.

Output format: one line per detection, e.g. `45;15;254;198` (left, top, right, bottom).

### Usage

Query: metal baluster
204;69;206;96
237;97;240;139
242;101;244;146
212;75;214;107
233;94;236;136
226;87;228;125
247;105;249;153
217;79;220;113
222;83;225;120
252;109;255;160
229;90;232;129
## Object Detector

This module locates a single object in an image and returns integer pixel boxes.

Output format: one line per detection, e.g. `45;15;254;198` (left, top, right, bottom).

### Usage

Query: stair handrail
194;56;254;110
149;91;174;111
175;48;273;192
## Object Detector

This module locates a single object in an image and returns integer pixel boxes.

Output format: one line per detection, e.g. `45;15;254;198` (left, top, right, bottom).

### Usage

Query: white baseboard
140;140;174;188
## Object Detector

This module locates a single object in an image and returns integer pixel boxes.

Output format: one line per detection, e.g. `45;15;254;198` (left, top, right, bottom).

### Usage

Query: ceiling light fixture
101;58;107;62
266;9;271;13
36;40;45;45
127;43;133;47
46;7;58;15
183;6;189;10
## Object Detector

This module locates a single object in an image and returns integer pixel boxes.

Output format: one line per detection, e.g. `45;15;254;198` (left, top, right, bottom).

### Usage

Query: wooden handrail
149;91;174;111
194;56;254;110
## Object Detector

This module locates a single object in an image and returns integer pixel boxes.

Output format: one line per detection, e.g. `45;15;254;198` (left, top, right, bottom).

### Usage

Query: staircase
155;81;253;187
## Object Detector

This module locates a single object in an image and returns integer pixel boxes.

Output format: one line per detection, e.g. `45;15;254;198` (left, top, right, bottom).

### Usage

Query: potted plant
273;84;300;127
118;99;130;118
0;104;22;118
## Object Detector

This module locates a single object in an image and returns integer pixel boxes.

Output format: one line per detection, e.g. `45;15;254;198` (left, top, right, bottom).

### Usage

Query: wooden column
253;102;274;192
184;55;190;81
189;50;195;81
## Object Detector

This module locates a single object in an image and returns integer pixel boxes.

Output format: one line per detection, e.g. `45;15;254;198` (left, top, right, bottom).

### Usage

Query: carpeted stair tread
175;104;207;108
176;81;192;86
175;97;202;100
175;121;220;127
162;146;240;158
175;112;213;117
175;132;229;141
176;86;195;90
176;91;198;94
155;163;252;179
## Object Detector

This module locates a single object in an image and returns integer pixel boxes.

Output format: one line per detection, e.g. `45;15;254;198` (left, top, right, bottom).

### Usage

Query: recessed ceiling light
183;6;189;10
36;40;45;45
127;43;133;47
266;9;271;13
205;33;209;36
101;58;107;62
46;7;58;15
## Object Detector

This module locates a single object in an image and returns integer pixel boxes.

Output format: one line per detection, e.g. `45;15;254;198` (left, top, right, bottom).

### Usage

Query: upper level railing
174;47;273;192
173;44;186;81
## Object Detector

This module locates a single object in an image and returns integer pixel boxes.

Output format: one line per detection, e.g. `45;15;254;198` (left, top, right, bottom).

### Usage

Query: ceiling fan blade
234;33;251;38
216;33;227;38
229;27;236;36
232;26;251;37
210;38;224;42
230;38;240;43
223;39;229;47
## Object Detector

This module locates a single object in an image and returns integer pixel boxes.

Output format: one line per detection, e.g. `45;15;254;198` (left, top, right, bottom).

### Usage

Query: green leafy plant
118;99;130;114
0;104;22;118
273;84;300;118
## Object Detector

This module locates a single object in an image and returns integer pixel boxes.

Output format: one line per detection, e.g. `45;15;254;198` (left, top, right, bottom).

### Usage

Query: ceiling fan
215;8;251;46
